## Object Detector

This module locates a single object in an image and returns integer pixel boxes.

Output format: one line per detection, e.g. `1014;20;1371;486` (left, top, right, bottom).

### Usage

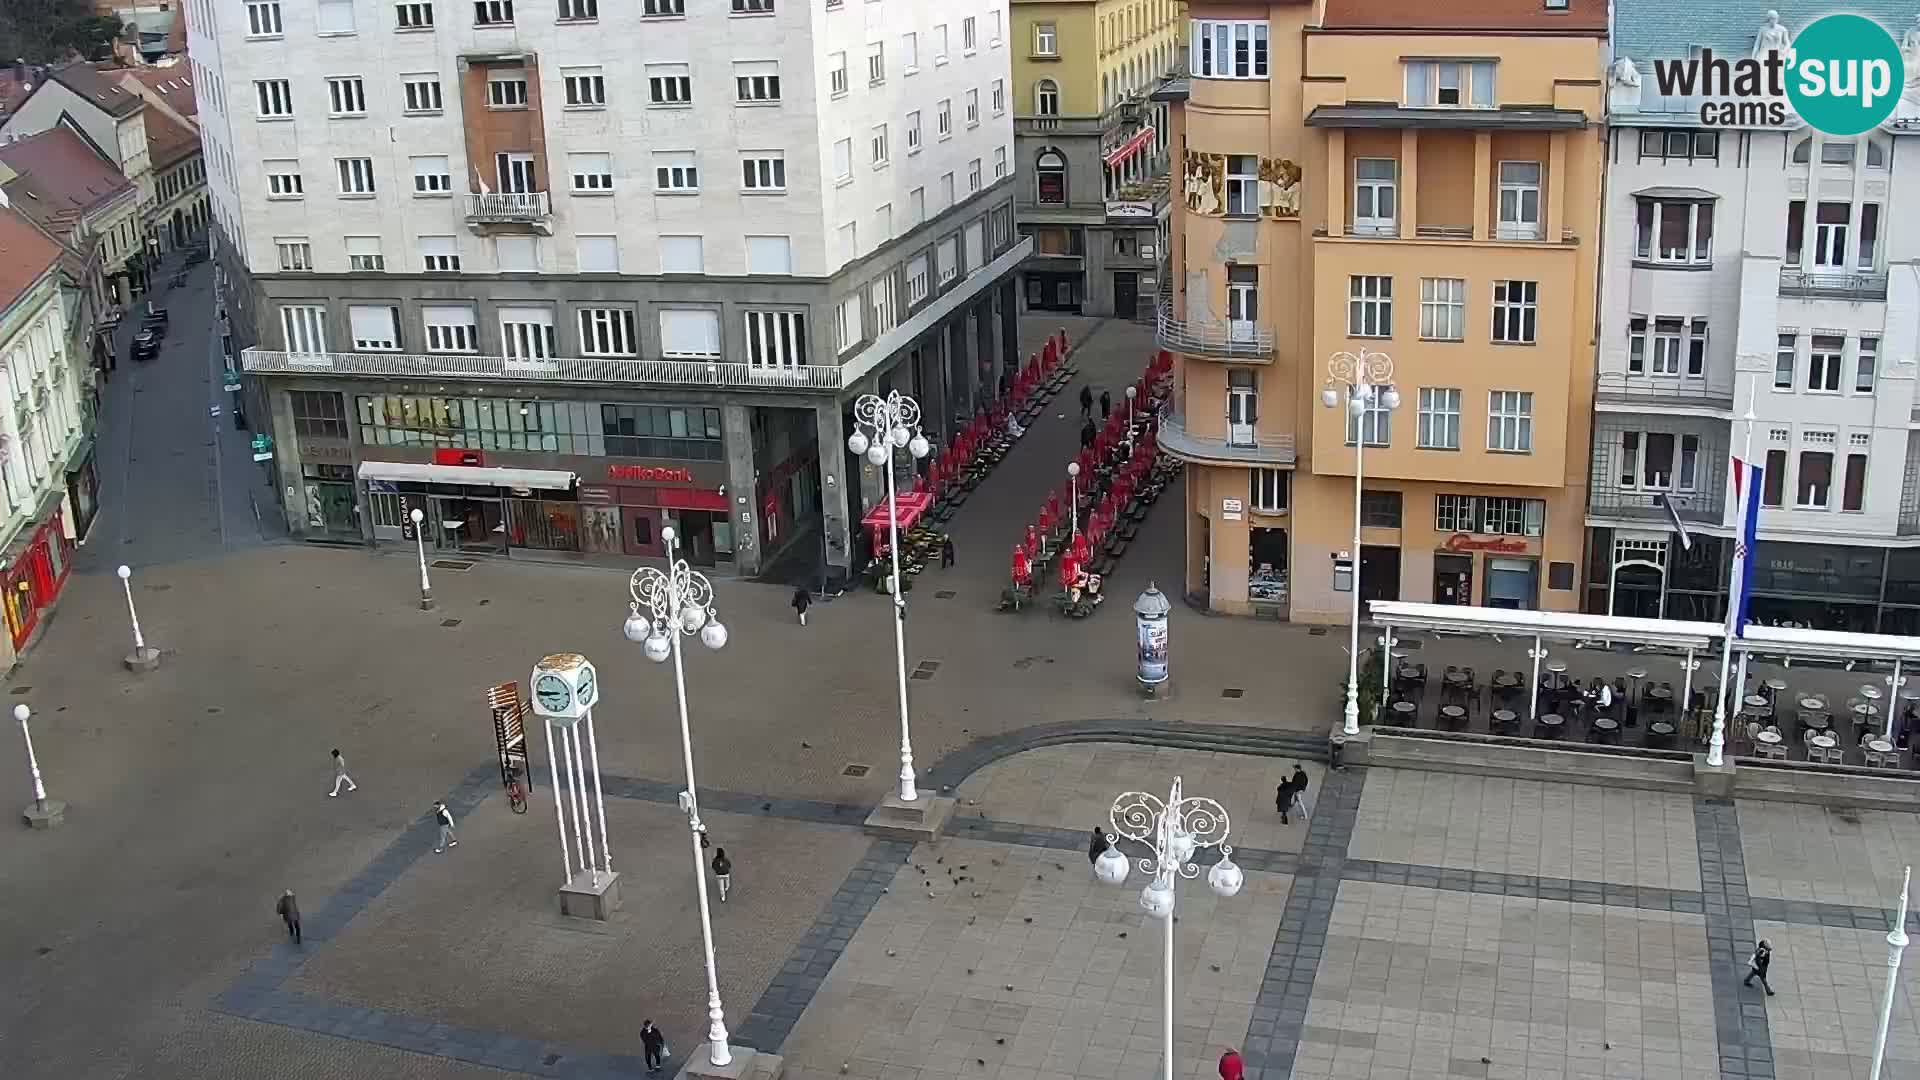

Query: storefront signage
1105;199;1158;220
1442;533;1529;554
300;442;351;464
1221;497;1243;522
607;464;694;484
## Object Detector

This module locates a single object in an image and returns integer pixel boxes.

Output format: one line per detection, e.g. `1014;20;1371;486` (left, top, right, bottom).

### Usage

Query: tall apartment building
1010;0;1181;317
193;0;1027;581
1591;0;1920;632
1161;0;1605;620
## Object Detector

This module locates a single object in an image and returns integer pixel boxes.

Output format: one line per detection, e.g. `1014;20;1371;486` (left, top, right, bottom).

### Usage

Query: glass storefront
506;498;582;552
302;464;360;536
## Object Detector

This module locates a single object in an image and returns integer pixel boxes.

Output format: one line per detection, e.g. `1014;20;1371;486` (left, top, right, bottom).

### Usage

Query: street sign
252;451;274;462
209;405;221;418
223;379;242;392
250;433;273;453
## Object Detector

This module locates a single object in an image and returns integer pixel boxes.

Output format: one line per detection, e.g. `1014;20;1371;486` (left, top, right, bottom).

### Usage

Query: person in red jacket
1219;1048;1245;1080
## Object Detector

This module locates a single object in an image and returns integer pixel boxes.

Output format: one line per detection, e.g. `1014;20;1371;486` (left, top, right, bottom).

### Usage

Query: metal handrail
1159;412;1296;464
1779;270;1889;300
465;191;552;220
1593;371;1736;409
1155;299;1274;359
241;347;847;391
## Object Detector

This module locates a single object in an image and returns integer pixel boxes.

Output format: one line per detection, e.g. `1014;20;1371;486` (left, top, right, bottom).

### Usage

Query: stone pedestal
558;868;621;920
863;791;956;842
419;591;435;612
1693;753;1737;799
675;1044;785;1080
23;799;66;829
124;646;161;673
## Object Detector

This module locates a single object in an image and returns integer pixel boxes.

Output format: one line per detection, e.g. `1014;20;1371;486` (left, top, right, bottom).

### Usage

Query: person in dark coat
1080;419;1097;450
791;585;812;626
275;889;301;944
1744;939;1776;995
941;535;956;568
640;1020;668;1073
1088;826;1110;866
1275;775;1299;823
712;847;733;902
1079;384;1094;419
1100;390;1113;420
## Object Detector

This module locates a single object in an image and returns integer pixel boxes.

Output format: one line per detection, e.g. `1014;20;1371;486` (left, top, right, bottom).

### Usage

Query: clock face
576;665;598;709
533;674;572;715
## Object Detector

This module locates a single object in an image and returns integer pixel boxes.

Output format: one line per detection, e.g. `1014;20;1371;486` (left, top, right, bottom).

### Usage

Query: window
1496;162;1541;240
419;235;461;272
870;276;897;332
1856;337;1879;394
907;255;930;303
1225;155;1258;216
867;44;885;86
1227;370;1257;445
1785;201;1805;266
496;236;538;271
1417;387;1460;449
731;0;773;12
653;151;698;192
1812;202;1850;268
1635;199;1713;264
423;306;477;353
1403;60;1496;107
830;52;848;96
744;310;808;369
317;0;356;32
969;157;982;190
936;234;959;282
1637;129;1718;161
834;295;864;353
1226;266;1258;336
326;76;366;115
1773;335;1797;389
736;61;780;103
1489;281;1537;344
1251;468;1288;513
1345;392;1390;448
595;405;724;459
402;74;443;113
396;1;434;27
1487;391;1533;452
1761;448;1787;507
1035;79;1059;115
965;89;979;127
988;10;1001;46
246;0;283;36
1808;335;1844;392
1843;453;1868;511
578;308;636;356
991;79;1005;115
908;187;925;226
746;235;792;274
656;235;700;274
568;152;612;192
498;307;556;361
742;153;785;191
488;70;529;107
564;68;606;107
346;236;384;271
1360;491;1402;529
1190;19;1268;79
473;0;512;23
994;146;1007;179
280;305;327;353
659;309;721;358
1436;495;1544;537
1036;149;1066;204
833;138;853;182
934;23;949;63
407;155;451;195
1650;317;1684;375
255;79;293;118
1797;450;1832;508
937;99;952;138
1033;22;1055;56
1687;318;1709;377
286;391;347;442
643;0;682;13
871;125;890;167
1348;276;1391;338
903;32;919;72
349;305;402;350
558;0;595;18
1352;159;1396;234
962;16;976;52
275;237;312;271
648;64;692;104
905;112;922;152
837;222;858;260
266;160;303;198
1419;278;1463;341
336;157;376;195
1858;204;1881;269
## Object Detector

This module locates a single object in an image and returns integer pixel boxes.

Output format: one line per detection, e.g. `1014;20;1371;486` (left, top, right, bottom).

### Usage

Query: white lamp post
1321;349;1398;737
14;703;62;828
847;390;931;803
1067;461;1082;537
1870;865;1912;1080
116;564;161;672
1125;385;1138;450
625;526;734;1067
409;507;433;611
1094;776;1242;1080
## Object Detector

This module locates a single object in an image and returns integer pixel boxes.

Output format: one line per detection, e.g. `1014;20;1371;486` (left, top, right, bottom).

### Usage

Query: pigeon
994;1038;1005;1046
801;742;812;749
1118;932;1127;939
1024;917;1033;923
887;949;896;957
1210;965;1220;972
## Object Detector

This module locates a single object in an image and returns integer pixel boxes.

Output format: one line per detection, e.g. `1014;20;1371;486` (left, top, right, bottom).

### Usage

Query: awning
356;460;577;492
861;491;934;533
1103;127;1156;167
1633;185;1718;201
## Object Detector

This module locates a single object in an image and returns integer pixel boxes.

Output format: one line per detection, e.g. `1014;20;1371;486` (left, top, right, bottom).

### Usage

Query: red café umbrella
1011;545;1030;586
1072;531;1091;564
1059;551;1078;589
1024;523;1039;555
1038;505;1053;535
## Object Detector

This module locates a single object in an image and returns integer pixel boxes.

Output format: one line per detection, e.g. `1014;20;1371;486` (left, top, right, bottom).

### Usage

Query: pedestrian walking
1100;390;1113;420
275;889;301;945
1219;1048;1246;1080
791;585;812;626
941;535;956;568
329;748;358;797
640;1020;669;1074
1744;939;1776;995
712;846;733;901
1275;776;1298;823
1088;826;1110;866
1284;763;1311;824
1080;419;1097;450
1079;384;1094;420
432;800;458;852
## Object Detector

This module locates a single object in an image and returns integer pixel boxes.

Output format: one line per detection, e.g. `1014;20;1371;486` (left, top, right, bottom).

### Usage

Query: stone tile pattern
1696;799;1777;1080
1738;800;1920;909
1348;770;1701;892
1752;920;1920;1080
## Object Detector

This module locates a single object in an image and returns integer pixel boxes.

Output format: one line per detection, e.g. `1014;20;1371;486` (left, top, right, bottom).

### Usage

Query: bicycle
504;768;529;815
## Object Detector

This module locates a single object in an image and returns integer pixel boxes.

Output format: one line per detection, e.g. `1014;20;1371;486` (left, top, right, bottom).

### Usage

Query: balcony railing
1588;486;1722;526
1779;270;1889;301
241;347;849;391
1015;99;1150;137
1158;413;1296;467
1593;372;1736;412
1156;297;1274;361
465;191;552;224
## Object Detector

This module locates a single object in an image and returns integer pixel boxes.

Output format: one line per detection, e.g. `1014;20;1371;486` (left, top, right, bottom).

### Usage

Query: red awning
1103;127;1156;167
861;491;934;534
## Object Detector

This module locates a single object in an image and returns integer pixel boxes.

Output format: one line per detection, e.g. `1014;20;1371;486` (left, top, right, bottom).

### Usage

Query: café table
1491;708;1517;732
1810;732;1840;763
1591;716;1619;743
1439;704;1467;731
1861;685;1885;701
1396;666;1420;684
1646;685;1673;708
1764;678;1788;694
1802;712;1832;733
1537;713;1565;738
1854;702;1880;721
1743;694;1769;710
1390;700;1417;725
1868;738;1895;754
1798;696;1826;713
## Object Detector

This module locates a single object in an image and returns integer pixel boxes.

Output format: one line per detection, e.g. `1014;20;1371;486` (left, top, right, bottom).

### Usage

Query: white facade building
190;0;1028;583
1592;1;1920;632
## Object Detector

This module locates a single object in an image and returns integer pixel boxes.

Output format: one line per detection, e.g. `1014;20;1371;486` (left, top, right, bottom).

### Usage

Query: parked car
130;328;162;362
141;306;169;334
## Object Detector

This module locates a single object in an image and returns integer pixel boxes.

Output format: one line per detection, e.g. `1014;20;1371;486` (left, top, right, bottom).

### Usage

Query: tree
0;0;127;65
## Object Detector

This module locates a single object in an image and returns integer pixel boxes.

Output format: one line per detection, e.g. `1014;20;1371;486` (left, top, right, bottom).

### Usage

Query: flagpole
1709;376;1758;768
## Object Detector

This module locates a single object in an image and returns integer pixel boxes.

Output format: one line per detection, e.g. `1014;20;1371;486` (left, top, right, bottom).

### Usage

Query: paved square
1738;801;1920;909
1753;921;1920;1080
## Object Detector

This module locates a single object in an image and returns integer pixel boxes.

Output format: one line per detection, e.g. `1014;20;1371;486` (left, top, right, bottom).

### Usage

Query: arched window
1036;148;1067;204
1791;138;1811;164
1035;79;1059;116
1868;140;1887;168
1102;72;1111;109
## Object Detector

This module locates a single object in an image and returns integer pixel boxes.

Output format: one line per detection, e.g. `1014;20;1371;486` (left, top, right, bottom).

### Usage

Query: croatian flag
1726;456;1764;638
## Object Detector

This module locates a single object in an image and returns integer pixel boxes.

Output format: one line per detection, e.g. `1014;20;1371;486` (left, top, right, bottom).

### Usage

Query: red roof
0;128;135;220
127;64;197;121
141;105;198;170
1320;0;1607;32
0;204;65;315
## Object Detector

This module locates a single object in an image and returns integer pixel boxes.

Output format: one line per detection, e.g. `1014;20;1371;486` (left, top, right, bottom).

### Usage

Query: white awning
357;460;577;491
1367;600;1719;650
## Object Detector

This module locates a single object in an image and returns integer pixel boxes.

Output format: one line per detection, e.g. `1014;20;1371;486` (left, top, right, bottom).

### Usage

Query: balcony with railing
1156;288;1274;361
1158;412;1296;467
465;191;553;233
1779;270;1889;302
1594;372;1737;414
241;347;848;392
1015;96;1152;137
1587;417;1729;526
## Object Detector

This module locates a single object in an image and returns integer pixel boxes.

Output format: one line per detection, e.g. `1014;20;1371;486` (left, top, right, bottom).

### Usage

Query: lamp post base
418;591;435;612
864;791;955;842
123;646;162;673
23;799;66;829
674;1044;784;1080
558;868;622;921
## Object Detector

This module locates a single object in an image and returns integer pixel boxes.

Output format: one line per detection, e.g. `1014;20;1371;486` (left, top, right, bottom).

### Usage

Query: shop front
1;506;73;656
64;441;100;543
297;435;361;540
